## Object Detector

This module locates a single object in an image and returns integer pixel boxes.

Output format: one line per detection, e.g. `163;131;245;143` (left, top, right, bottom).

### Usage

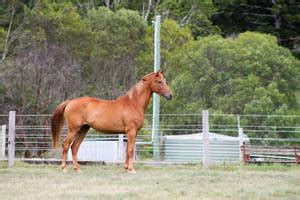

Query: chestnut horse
51;70;173;173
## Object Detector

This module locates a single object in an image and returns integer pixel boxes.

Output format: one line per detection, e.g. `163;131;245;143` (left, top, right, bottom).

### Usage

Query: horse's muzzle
164;93;173;100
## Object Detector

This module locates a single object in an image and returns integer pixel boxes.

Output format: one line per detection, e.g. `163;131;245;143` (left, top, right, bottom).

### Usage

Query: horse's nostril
165;94;173;100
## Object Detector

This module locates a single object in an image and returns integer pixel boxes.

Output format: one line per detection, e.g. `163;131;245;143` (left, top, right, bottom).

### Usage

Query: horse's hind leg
61;128;79;172
71;125;89;172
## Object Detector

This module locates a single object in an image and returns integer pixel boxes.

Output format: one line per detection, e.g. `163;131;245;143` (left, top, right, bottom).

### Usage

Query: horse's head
144;70;173;100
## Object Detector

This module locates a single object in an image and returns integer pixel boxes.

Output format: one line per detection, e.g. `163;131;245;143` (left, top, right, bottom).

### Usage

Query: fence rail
1;110;299;167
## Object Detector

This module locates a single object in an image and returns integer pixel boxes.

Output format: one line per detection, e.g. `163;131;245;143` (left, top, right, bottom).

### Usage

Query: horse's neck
126;81;152;113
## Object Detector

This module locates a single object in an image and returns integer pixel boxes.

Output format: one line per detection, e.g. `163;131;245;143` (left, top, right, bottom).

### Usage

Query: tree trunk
144;0;152;21
275;14;282;29
2;1;16;61
105;0;110;8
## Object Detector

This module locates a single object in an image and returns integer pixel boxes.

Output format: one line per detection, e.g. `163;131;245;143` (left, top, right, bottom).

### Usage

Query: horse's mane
126;72;156;98
141;72;156;80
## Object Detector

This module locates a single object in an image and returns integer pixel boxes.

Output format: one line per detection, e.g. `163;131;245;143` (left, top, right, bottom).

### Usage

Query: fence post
1;125;6;160
237;115;241;130
118;134;124;161
238;128;244;161
152;15;161;161
202;110;210;168
8;111;16;167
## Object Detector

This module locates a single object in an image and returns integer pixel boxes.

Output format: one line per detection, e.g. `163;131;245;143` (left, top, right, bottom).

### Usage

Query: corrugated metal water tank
67;140;127;162
163;133;244;163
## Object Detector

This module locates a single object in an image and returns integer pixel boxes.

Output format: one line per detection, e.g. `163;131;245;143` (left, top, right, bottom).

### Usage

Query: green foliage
157;0;220;37
84;7;147;98
22;1;93;57
156;31;300;139
0;27;6;54
87;7;146;59
213;0;300;58
137;19;193;80
0;1;298;144
165;32;299;115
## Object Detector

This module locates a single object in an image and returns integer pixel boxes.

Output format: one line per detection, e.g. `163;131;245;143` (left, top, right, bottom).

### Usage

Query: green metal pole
153;15;161;161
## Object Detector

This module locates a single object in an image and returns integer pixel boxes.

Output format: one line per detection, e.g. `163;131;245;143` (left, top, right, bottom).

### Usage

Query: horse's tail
51;100;70;149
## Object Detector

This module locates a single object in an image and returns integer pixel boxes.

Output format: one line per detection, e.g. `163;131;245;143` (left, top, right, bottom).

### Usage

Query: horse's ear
156;69;164;77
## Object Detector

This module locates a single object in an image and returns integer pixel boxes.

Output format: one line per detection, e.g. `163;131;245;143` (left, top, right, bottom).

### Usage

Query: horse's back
64;96;102;112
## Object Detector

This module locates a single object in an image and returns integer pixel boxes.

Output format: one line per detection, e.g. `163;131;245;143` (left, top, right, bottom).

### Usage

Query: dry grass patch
0;162;299;200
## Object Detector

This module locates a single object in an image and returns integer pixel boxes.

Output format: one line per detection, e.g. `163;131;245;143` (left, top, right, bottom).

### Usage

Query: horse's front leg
125;129;136;173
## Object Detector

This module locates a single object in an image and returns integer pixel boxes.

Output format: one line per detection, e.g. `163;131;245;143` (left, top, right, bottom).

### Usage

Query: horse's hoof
74;168;82;173
62;168;68;173
127;169;136;174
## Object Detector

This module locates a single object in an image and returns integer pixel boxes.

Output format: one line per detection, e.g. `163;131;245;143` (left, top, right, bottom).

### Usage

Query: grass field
0;162;299;200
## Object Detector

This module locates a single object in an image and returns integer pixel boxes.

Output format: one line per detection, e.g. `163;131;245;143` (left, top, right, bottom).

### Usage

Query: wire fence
0;112;299;165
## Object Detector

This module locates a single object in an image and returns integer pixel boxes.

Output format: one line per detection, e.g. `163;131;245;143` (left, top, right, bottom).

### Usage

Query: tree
84;7;147;99
167;32;299;114
160;31;299;138
157;0;220;37
0;1;93;114
212;0;300;58
0;0;29;61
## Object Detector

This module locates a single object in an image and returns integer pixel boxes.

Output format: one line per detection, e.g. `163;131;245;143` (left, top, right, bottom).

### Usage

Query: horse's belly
88;118;125;133
93;126;124;134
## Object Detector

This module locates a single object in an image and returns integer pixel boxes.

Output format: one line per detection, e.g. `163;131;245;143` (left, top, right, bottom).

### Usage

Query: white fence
1;110;299;167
